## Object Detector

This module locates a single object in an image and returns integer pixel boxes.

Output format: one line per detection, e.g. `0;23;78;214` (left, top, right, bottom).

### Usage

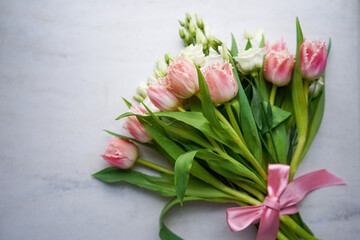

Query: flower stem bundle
93;14;336;240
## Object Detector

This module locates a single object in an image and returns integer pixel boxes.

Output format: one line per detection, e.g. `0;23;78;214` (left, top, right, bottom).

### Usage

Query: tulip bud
125;104;153;142
309;77;324;98
264;50;295;86
266;37;288;52
301;39;327;81
201;61;238;103
147;77;181;111
101;137;138;169
167;57;199;98
195;13;204;29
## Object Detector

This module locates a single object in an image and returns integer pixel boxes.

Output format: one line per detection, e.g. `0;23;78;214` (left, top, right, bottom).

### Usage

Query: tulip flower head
264;51;295;87
147;77;181;111
101;137;138;169
201;61;238;103
301;39;327;81
167;57;199;99
266;37;288;52
125;104;153;143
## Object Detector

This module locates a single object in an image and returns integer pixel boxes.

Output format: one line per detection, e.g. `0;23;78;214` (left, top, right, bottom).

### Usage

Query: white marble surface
0;0;359;239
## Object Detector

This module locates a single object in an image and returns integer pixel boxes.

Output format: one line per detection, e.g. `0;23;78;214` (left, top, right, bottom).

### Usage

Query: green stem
233;180;265;201
136;158;174;175
304;79;309;106
177;106;187;112
289;136;306;180
270;84;278;105
280;216;319;240
224;102;246;143
214;107;267;180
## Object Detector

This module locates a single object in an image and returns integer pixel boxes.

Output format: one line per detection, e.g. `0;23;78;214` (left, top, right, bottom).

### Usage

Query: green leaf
259;34;265;48
251;86;263;130
93;168;176;197
301;91;325;160
245;39;252;50
159;195;239;240
154;111;244;155
291;17;307;142
174;151;198;205
196;66;221;129
271;123;288;164
230;57;262;161
261;102;292;133
256;60;270;101
230;33;238;56
122;97;133;109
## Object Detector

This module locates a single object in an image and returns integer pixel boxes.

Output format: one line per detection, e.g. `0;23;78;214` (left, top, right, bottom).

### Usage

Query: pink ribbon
226;164;345;240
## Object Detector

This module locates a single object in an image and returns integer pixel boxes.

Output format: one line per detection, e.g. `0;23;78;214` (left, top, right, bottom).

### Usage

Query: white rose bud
180;44;206;67
204;48;224;66
234;46;266;73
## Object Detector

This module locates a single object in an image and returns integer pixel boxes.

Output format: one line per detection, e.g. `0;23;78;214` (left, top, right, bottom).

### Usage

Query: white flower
147;75;157;84
309;77;325;98
196;29;207;46
234;46;266;73
204;22;213;38
136;80;148;97
180;44;206;67
156;58;168;76
253;28;265;43
204;48;225;66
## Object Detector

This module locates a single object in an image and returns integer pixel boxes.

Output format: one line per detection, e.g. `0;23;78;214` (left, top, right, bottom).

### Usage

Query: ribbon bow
226;164;345;240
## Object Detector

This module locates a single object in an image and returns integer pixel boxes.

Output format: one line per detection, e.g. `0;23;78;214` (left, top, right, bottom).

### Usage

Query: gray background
0;0;359;239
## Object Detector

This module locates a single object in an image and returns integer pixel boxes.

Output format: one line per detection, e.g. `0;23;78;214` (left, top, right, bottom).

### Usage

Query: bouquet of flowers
93;14;344;240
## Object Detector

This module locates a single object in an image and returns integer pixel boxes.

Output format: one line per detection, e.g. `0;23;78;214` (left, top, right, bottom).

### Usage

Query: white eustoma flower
136;80;148;97
147;75;157;84
180;44;206;67
204;48;225;66
234;46;266;73
253;28;265;43
204;22;213;38
155;58;168;76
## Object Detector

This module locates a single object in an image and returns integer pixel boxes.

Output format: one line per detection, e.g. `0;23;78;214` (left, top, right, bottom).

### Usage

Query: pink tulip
201;61;238;103
266;38;288;52
125;104;153;143
264;50;295;86
101;137;138;169
147;77;181;111
301;39;327;80
167;57;198;98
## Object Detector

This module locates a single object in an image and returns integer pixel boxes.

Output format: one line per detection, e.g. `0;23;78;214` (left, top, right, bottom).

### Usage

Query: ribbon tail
226;205;263;232
281;169;346;207
256;208;279;240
